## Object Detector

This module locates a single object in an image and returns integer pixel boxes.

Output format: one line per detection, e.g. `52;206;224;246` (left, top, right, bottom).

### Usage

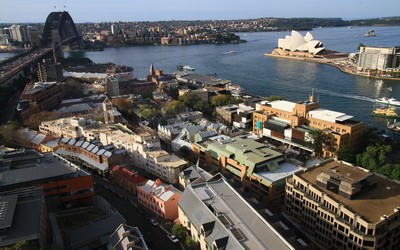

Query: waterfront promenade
265;50;400;81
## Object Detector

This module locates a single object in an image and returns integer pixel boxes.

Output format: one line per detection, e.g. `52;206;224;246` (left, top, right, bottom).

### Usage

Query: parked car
149;218;159;226
167;234;179;243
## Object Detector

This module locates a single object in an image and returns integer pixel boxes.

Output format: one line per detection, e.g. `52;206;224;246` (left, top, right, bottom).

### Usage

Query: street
93;178;181;250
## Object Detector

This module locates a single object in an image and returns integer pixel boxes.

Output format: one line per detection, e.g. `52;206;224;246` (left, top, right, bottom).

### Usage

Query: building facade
285;159;400;250
194;137;301;207
137;179;182;220
178;174;294;250
253;93;367;157
110;165;146;194
56;137;129;176
357;46;400;71
17;81;65;120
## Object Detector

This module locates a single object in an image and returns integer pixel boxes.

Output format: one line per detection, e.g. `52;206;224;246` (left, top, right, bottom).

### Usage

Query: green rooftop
207;138;285;182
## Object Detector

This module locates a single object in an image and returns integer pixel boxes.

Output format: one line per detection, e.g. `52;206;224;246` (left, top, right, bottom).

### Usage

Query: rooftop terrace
297;160;400;223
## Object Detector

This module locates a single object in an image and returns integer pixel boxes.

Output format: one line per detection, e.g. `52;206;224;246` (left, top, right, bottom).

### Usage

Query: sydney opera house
277;30;325;55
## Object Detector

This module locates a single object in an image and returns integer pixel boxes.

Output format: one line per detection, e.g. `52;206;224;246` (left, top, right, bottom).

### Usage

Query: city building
17;81;65;121
110;165;146;194
194;137;301;206
357;46;400;71
137;179;182;220
178;174;295;250
106;76;157;98
253;92;367;157
0;149;94;208
109;224;149;250
55;137;129;176
178;161;213;190
216;103;254;129
39;117;110;140
0;187;47;249
285;159;400;250
63;196;126;250
100;129;188;183
179;88;209;102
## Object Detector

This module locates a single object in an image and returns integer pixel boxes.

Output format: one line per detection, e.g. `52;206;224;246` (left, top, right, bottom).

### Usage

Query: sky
0;0;399;23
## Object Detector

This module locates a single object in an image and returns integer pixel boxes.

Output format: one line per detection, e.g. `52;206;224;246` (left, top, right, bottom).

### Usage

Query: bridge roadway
0;48;53;85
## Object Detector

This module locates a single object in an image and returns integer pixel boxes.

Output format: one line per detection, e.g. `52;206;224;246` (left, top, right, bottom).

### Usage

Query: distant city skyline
0;0;399;23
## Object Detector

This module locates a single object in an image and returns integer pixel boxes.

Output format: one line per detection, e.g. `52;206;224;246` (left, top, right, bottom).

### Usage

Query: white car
167;234;179;243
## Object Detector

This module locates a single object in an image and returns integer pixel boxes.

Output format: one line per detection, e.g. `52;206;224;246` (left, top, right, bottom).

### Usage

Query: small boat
364;30;376;37
374;97;400;106
371;107;400;118
183;65;195;71
388;120;400;132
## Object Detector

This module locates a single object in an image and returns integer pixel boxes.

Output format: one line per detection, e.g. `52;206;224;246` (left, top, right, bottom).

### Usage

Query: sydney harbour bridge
0;11;83;86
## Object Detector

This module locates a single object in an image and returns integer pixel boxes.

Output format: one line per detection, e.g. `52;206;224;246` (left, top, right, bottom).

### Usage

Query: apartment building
253;93;367;157
194;137;301;206
178;162;212;190
216;103;254;130
285;159;400;250
100;129;188;183
110;165;146;194
137;179;182;220
178;174;295;250
39;117;110;140
17;81;65;120
357;46;400;71
55;137;129;176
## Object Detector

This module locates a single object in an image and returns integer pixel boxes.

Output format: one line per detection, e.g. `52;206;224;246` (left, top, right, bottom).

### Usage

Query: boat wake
315;89;375;102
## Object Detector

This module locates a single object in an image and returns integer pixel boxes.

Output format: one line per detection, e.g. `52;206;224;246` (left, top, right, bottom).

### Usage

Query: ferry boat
371;107;400;118
374;97;400;106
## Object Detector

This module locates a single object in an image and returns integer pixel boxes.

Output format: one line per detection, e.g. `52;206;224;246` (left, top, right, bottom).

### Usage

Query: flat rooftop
0;187;44;247
256;161;301;183
308;108;353;123
0;150;90;188
297;160;400;223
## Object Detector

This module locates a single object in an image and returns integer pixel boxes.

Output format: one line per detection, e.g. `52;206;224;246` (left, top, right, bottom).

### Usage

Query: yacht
374;97;400;106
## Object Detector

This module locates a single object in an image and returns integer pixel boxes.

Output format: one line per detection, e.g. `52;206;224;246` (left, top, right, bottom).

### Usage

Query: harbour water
2;26;400;130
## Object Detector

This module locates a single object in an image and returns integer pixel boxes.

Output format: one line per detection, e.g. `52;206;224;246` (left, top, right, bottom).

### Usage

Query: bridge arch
42;11;84;50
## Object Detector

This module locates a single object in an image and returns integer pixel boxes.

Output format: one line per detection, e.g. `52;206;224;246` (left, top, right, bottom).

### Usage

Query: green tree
172;224;186;239
140;106;159;120
305;129;324;157
164;100;186;117
179;93;201;109
337;144;356;163
266;95;285;102
184;236;195;250
194;101;212;116
210;94;241;107
64;78;85;98
356;144;392;173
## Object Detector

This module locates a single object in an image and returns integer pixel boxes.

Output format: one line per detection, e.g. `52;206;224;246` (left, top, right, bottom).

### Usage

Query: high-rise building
285;159;400;249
